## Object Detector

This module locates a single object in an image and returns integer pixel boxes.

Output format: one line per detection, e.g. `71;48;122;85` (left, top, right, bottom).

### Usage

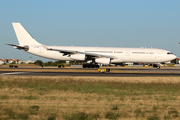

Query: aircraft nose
172;55;177;60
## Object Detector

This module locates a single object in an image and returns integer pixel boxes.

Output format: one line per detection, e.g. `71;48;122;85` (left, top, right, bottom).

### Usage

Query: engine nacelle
95;58;111;64
70;54;86;60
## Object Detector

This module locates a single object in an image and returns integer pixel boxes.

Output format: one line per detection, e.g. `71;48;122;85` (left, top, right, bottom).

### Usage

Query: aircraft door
126;50;130;56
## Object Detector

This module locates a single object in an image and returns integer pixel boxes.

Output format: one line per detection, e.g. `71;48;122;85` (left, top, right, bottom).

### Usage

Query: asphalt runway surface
0;67;180;77
0;71;180;77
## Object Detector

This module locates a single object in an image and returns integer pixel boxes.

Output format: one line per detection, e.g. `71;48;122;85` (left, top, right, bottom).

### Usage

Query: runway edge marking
1;72;29;75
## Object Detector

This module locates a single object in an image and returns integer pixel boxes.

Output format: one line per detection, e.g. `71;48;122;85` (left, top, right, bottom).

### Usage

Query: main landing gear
152;64;160;69
83;63;100;68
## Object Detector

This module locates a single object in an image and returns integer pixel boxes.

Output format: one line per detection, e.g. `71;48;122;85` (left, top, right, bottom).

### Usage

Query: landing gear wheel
83;64;87;68
153;64;160;69
88;64;93;68
82;63;99;68
95;65;99;68
157;66;160;69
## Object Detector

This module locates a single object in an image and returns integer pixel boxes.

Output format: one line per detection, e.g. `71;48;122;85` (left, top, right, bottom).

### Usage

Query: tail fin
12;23;41;45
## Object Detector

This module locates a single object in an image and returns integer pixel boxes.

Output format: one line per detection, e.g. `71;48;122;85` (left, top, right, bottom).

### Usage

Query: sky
1;0;180;62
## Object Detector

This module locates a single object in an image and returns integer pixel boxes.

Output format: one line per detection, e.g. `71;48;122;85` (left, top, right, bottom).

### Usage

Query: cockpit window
167;52;173;54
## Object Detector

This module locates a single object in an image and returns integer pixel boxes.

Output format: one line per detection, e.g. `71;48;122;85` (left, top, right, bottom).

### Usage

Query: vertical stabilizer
12;23;41;45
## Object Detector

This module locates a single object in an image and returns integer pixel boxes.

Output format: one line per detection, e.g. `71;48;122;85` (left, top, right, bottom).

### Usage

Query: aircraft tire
83;64;87;68
157;66;160;69
95;65;99;68
88;64;93;68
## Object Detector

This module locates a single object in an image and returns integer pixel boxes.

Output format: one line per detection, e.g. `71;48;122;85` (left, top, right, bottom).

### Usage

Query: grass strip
0;76;180;120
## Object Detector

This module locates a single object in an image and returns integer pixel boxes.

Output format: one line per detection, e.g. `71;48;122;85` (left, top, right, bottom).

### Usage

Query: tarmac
0;67;180;77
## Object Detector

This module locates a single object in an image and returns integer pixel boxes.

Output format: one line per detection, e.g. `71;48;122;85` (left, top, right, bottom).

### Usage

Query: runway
0;72;180;77
0;67;180;77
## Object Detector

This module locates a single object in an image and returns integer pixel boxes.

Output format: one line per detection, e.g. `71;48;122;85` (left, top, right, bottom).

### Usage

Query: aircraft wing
43;45;117;59
6;44;29;51
76;51;117;59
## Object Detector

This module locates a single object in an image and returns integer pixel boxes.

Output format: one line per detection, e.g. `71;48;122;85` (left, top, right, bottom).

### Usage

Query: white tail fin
12;23;41;45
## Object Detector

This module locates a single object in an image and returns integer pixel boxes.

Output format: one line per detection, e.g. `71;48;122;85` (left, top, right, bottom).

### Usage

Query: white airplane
7;23;176;68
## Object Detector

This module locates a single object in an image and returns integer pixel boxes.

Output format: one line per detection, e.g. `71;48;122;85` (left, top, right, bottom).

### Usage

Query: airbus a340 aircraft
7;23;176;68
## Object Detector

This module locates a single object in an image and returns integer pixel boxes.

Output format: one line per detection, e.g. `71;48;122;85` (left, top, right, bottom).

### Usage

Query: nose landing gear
152;64;160;69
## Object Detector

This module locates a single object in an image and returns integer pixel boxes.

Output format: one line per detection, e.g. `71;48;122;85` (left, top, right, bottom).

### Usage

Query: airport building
0;59;5;65
0;58;22;65
0;59;34;65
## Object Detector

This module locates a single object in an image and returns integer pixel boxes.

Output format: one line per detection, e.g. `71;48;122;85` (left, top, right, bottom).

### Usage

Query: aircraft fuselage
27;45;176;63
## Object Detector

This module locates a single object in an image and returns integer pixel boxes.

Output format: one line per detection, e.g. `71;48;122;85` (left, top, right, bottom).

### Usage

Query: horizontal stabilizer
6;43;29;51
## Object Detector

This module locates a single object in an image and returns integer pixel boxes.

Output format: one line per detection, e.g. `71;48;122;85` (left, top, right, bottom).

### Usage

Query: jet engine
70;54;86;60
95;58;111;64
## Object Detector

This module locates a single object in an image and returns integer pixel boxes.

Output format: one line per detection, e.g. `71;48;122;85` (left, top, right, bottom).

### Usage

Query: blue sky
1;0;180;61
